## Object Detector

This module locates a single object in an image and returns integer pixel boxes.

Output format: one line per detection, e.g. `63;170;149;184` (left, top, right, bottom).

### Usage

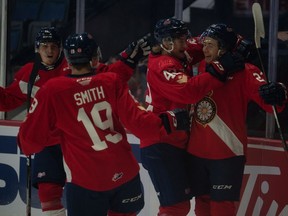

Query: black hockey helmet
64;32;98;64
35;27;62;49
154;18;189;43
200;23;238;51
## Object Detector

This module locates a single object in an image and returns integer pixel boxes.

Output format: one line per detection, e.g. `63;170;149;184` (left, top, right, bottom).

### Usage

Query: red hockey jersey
141;54;224;149
18;72;168;191
187;61;279;159
0;58;132;112
0;57;69;111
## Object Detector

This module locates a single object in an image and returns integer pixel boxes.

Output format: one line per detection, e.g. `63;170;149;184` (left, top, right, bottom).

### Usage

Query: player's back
42;72;139;191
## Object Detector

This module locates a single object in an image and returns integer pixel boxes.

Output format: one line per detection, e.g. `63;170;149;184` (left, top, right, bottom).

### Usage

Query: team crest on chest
195;95;216;126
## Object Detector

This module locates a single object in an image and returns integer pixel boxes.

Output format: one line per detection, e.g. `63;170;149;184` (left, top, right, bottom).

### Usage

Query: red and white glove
206;52;245;82
159;109;190;134
185;36;204;65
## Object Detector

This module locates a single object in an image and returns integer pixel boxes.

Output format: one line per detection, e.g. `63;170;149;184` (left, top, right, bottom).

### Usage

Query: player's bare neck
71;64;92;75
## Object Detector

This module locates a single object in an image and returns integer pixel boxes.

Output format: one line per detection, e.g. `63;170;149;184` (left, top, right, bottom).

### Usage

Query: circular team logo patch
195;96;216;126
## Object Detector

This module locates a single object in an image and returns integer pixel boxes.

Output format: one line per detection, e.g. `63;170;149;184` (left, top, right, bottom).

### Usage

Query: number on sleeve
253;72;266;83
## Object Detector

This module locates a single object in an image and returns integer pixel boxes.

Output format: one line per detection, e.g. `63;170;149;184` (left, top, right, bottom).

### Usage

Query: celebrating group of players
1;17;287;216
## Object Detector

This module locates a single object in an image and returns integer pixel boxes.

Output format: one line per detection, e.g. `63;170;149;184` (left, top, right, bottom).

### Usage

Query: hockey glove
259;82;287;106
235;37;256;62
120;34;151;68
206;52;245;82
159;109;190;134
185;36;205;64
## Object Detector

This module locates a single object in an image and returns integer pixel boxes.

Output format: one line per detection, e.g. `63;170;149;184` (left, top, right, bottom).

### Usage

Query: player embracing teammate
186;24;287;215
4;18;286;216
140;18;250;216
140;19;287;216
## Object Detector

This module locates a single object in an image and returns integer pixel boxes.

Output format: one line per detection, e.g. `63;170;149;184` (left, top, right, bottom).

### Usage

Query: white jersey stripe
208;115;244;155
19;80;40;97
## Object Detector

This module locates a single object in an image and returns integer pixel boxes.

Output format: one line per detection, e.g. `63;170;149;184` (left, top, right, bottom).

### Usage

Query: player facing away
187;23;287;216
1;26;151;215
140;18;246;216
18;32;191;216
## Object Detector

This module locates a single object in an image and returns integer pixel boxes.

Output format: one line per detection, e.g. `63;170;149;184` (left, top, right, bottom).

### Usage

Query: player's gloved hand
235;36;256;61
259;82;287;106
120;34;151;68
149;34;162;55
185;36;204;64
151;44;161;55
206;52;245;82
159;109;190;134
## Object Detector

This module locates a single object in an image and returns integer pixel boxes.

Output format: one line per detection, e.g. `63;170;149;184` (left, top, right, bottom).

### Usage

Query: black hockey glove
235;38;256;62
259;82;287;106
120;34;151;68
159;108;190;134
206;52;245;82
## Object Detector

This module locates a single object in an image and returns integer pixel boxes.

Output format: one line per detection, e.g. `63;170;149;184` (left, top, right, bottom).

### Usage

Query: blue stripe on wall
0;136;18;154
0;135;142;163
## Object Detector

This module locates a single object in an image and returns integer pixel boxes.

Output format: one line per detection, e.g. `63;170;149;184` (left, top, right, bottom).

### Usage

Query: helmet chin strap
160;40;174;53
217;49;225;58
217;49;222;57
36;46;63;70
40;52;64;71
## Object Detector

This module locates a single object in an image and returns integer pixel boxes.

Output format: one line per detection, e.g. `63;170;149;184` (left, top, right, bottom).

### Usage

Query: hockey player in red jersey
0;27;68;111
18;32;190;216
0;27;69;216
0;27;150;216
140;18;246;216
187;23;287;216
